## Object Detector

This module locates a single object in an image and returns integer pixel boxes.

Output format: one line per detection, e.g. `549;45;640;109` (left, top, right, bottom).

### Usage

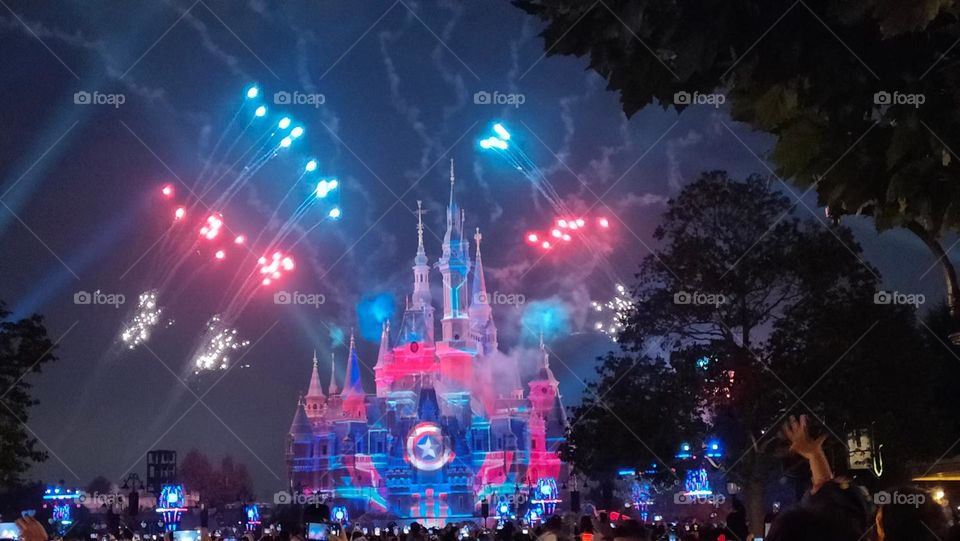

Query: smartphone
173;530;201;541
0;523;20;540
374;528;381;537
20;510;36;518
307;523;328;541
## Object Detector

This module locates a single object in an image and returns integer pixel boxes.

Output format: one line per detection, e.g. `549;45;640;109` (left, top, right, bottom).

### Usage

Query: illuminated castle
286;163;568;523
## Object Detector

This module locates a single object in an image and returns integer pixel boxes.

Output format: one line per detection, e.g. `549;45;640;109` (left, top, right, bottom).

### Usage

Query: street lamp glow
290;126;304;138
305;159;318;172
493;123;511;140
246;86;259;99
279;136;292;148
278;117;291;130
254;105;267;117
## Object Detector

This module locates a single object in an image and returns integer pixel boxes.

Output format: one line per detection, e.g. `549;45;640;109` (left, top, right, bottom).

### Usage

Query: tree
565;172;938;536
0;302;59;486
515;0;960;338
179;449;214;499
86;475;113;496
178;449;254;507
560;346;705;506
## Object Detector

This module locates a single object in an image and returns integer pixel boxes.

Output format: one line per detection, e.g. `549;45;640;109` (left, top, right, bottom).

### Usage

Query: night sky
0;1;946;498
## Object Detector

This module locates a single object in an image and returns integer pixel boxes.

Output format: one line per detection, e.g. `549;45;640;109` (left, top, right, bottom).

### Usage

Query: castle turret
305;350;326;419
374;320;394;397
528;336;567;446
326;353;343;417
469;228;498;355
341;332;367;420
397;202;436;346
438;160;471;345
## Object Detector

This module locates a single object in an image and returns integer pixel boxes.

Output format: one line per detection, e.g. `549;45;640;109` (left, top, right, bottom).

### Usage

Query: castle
286;164;568;523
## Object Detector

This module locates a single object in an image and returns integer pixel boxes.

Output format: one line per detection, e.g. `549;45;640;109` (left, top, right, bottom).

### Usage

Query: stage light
215;250;225;260
527;233;539;243
174;207;186;220
491;137;508;150
254;105;267;117
493;123;511;140
329;207;342;219
280;136;292;148
246;86;259;99
305;159;318;172
327;179;338;190
161;185;173;198
479;138;494;149
557;219;568;228
234;235;245;245
599;217;610;228
278;117;291;130
562;234;571;242
541;241;551;249
576;218;585;227
290;126;304;138
551;229;562;238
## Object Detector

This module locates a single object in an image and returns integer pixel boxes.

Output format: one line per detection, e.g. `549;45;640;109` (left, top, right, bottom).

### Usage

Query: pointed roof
537;334;559;385
374;320;391;369
343;331;363;395
471;228;488;305
306;350;325;398
415;201;428;266
444;159;463;247
328;352;339;395
289;395;313;438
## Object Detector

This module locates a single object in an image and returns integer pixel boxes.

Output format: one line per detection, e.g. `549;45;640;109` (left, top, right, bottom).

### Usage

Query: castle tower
469;228;498;356
341;332;367;420
528;336;567;448
326;352;343;418
397;201;436;346
286;395;313;489
437;160;471;345
305;350;326;419
374;320;394;397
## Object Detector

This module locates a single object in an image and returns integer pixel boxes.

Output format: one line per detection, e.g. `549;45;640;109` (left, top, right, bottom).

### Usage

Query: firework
120;290;162;349
193;315;250;372
200;213;224;240
258;251;295;286
590;284;631;339
525;215;610;251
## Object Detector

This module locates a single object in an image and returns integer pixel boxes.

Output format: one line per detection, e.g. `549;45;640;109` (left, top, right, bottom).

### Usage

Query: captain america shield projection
405;422;452;471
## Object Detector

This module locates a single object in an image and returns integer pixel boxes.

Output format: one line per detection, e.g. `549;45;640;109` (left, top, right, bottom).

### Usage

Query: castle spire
306;349;325;398
328;352;339;395
344;330;363;394
375;320;391;369
470;227;497;353
416;200;426;260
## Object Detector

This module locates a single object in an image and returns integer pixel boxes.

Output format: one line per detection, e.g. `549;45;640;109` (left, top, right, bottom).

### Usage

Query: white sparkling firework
121;290;162;349
590;284;632;339
193;315;250;372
